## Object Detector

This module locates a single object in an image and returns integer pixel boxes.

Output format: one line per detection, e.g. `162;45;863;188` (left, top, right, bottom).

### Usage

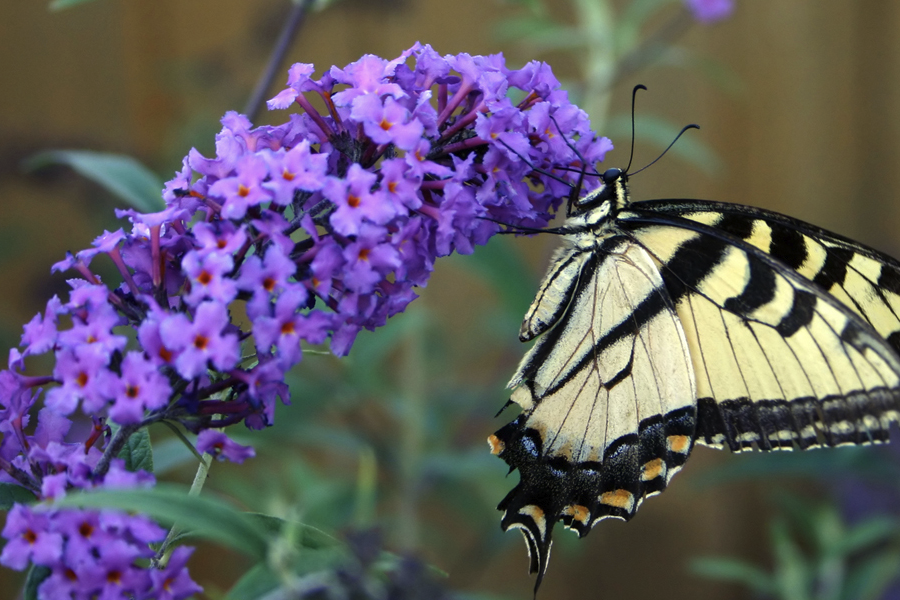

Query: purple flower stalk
685;0;735;22
0;42;612;598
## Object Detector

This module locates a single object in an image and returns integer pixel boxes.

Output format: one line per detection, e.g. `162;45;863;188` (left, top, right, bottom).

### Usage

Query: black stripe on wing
620;210;900;453
631;199;900;353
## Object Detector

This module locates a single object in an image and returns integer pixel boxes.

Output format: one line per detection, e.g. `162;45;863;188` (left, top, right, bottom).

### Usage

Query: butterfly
488;125;900;593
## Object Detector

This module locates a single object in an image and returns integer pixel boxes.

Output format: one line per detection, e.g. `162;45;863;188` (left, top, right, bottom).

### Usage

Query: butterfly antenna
494;138;574;188
629;123;700;177
624;84;647;174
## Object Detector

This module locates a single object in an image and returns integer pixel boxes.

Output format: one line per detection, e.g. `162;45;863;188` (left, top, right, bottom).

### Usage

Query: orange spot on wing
641;458;665;481
487;434;504;455
562;504;590;524
599;489;634;511
667;435;691;454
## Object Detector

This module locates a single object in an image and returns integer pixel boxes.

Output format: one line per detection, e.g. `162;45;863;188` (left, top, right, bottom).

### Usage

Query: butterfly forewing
492;178;900;594
631;199;900;353
620;212;900;450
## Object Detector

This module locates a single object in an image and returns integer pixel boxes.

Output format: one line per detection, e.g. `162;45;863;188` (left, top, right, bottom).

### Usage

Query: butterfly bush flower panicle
686;0;734;22
0;42;612;598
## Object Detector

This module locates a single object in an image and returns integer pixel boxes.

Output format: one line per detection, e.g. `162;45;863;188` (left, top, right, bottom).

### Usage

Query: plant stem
397;321;426;549
153;451;214;568
243;0;316;122
574;0;616;132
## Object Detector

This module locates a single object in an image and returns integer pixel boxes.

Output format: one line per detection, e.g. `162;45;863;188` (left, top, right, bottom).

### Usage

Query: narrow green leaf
116;427;154;473
48;0;100;9
54;484;269;558
771;517;811;600
690;557;776;596
24;565;51;600
836;516;900;556
841;550;900;600
0;483;37;509
223;563;280;600
23;150;165;212
243;513;341;550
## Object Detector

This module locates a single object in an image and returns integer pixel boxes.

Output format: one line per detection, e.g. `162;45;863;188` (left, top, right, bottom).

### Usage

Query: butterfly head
566;167;630;226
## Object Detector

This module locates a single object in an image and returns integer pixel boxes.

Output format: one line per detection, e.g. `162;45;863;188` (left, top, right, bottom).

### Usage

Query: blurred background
4;1;900;599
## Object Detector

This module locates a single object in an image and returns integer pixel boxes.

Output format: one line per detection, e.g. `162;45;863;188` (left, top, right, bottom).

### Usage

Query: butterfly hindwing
491;236;697;589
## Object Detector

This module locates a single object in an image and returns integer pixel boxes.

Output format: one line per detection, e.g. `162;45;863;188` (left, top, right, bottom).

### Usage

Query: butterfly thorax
564;168;629;232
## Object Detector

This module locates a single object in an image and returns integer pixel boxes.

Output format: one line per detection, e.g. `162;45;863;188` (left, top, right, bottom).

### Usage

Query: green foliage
0;483;37;510
48;0;100;10
55;484;271;559
23;150;166;212
24;565;51;600
691;494;900;600
115;426;155;473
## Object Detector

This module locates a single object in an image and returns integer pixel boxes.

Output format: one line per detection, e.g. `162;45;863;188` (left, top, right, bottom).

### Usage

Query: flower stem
243;0;316;122
153;450;214;568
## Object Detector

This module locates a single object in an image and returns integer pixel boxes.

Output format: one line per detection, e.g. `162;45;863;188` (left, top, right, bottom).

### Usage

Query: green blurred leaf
116;427;154;473
0;483;37;509
448;236;536;319
151;436;199;475
244;513;341;550
495;18;586;53
54;484;269;558
617;0;682;52
690;556;776;596
223;563;280;600
23;150;165;212
49;0;100;9
24;565;51;600
771;517;810;600
837;516;900;556
842;550;900;600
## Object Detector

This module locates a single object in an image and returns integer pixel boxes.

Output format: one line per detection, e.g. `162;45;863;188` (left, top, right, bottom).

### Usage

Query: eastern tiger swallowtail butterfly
488;146;900;593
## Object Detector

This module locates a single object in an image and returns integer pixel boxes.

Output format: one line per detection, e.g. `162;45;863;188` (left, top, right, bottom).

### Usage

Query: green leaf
771;517;811;600
116;427;154;473
24;565;51;600
48;0;101;9
23;150;165;212
841;550;900;600
690;557;776;596
150;436;199;475
54;484;269;558
0;483;37;509
617;0;681;52
243;513;341;550
836;516;900;556
223;563;280;600
448;236;536;320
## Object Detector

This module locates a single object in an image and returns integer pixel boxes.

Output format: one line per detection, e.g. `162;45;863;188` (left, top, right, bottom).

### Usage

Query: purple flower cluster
2;504;199;600
685;0;734;22
0;42;612;598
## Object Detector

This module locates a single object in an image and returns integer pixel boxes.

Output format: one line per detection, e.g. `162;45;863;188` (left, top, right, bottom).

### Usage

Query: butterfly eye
602;168;622;185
